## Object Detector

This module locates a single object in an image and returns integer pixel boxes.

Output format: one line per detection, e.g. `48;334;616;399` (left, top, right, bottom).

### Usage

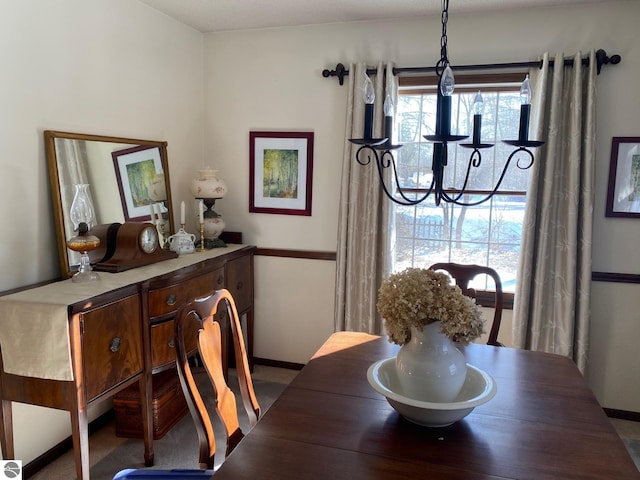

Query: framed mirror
44;131;175;278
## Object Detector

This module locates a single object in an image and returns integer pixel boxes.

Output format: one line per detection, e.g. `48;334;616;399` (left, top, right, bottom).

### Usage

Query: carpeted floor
92;371;287;480
611;418;640;471
28;367;291;480
625;439;640;470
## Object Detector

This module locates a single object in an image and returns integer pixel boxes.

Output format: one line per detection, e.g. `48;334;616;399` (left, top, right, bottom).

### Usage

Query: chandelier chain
437;0;450;76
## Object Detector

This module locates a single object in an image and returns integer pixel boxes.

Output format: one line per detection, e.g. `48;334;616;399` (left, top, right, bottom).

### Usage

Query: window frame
394;72;529;309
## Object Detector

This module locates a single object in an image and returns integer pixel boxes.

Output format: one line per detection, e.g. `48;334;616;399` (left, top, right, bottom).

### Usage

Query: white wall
2;0;639;467
0;0;204;463
203;0;640;411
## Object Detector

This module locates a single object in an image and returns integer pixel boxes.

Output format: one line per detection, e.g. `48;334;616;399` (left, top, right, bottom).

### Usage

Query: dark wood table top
213;332;639;479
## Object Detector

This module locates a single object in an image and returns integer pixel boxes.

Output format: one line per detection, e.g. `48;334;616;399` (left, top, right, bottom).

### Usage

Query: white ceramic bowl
367;357;497;427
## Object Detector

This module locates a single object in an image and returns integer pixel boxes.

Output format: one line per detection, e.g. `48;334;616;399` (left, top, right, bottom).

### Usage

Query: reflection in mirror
45;131;175;278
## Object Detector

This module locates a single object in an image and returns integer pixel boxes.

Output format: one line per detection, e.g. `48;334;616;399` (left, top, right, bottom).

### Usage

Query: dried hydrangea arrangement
377;268;484;345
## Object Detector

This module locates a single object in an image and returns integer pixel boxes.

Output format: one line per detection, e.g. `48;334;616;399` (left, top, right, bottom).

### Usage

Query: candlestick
149;204;155;223
473;114;482;145
364;103;374;140
439;94;452;137
153;203;162;225
383;94;393;140
180;201;185;225
198;222;206;252
472;91;483;146
198;199;204;224
518;75;532;143
363;74;375;140
518;104;531;143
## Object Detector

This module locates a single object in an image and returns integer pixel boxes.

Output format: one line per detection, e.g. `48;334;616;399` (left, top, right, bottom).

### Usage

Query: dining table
212;331;639;479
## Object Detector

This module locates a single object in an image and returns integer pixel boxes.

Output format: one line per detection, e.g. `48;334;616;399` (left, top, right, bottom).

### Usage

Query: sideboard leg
0;399;14;459
70;405;89;480
140;374;155;466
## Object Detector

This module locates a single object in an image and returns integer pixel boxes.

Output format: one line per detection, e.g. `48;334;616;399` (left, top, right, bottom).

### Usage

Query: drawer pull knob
237;281;244;290
109;337;121;353
166;294;177;306
217;274;224;285
168;337;175;349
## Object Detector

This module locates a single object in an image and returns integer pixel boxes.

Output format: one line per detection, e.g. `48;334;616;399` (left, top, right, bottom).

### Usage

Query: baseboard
604;407;640;422
253;357;305;371
23;410;115;479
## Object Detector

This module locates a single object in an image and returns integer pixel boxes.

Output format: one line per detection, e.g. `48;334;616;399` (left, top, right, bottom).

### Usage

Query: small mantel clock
92;222;178;273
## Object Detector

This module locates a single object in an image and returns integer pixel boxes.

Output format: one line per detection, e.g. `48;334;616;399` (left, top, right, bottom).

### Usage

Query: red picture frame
112;145;168;222
249;131;314;216
605;137;640;218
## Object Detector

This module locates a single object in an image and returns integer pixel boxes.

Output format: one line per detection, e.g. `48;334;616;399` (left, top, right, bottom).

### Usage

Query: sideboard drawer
81;294;143;402
151;317;201;369
226;255;253;313
148;269;223;318
150;318;198;369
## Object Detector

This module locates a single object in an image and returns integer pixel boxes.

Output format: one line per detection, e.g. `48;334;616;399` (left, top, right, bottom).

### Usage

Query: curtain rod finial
322;63;348;85
596;49;622;75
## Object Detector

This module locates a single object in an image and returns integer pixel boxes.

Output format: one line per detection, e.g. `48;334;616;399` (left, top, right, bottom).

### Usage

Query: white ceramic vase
395;322;467;403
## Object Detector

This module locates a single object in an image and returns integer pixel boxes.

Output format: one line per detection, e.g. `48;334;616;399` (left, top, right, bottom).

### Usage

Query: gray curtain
513;51;597;373
334;62;396;333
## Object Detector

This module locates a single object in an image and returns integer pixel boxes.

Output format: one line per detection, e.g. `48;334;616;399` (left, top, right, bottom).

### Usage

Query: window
392;73;531;296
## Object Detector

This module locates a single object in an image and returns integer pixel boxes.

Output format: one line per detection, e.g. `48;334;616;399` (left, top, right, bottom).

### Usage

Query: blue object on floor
113;469;215;479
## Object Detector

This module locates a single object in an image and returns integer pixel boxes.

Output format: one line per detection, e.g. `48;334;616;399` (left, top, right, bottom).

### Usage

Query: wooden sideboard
0;245;255;480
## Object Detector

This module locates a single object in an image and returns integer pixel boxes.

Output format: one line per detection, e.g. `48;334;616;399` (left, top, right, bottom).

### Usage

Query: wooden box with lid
114;368;187;440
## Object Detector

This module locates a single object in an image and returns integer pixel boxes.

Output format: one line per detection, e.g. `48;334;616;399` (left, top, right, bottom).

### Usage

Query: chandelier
349;0;544;207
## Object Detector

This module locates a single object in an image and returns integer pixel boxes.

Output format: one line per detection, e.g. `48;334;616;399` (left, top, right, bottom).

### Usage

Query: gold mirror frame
45;131;175;278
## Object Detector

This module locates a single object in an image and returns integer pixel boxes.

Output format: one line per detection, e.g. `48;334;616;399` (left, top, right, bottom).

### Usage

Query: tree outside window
391;76;529;294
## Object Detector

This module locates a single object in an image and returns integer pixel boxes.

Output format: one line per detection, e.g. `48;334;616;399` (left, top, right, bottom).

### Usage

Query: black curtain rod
322;48;621;85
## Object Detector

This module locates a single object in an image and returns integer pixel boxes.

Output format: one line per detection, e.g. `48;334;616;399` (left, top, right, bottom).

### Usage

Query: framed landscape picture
249;131;314;216
112;145;164;221
606;137;640;218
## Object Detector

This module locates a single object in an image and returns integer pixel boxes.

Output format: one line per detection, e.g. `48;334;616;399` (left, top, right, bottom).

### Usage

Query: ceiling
137;0;611;33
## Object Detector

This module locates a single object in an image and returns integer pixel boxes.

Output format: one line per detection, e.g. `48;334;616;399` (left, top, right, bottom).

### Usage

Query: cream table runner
0;245;246;382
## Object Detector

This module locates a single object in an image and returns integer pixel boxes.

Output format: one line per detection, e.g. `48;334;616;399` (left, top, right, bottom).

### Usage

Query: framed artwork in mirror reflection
112;145;167;222
606;137;640;218
249;131;314;216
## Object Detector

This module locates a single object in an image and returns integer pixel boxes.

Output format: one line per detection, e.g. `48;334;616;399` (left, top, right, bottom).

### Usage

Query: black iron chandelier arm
439;148;483;204
441;147;535;207
353;146;437;206
379;150;437;206
354;144;374;166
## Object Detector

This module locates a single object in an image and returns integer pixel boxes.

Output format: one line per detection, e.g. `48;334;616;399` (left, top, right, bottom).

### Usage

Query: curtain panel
335;62;396;334
514;51;597;373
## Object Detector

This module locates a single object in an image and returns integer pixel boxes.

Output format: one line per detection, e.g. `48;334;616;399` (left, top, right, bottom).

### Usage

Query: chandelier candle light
350;0;544;207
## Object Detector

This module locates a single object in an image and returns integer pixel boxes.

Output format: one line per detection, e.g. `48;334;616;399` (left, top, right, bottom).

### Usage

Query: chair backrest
174;288;261;469
428;263;504;347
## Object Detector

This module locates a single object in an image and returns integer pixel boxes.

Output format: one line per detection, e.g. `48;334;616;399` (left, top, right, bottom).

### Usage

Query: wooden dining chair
174;288;261;469
428;263;504;347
